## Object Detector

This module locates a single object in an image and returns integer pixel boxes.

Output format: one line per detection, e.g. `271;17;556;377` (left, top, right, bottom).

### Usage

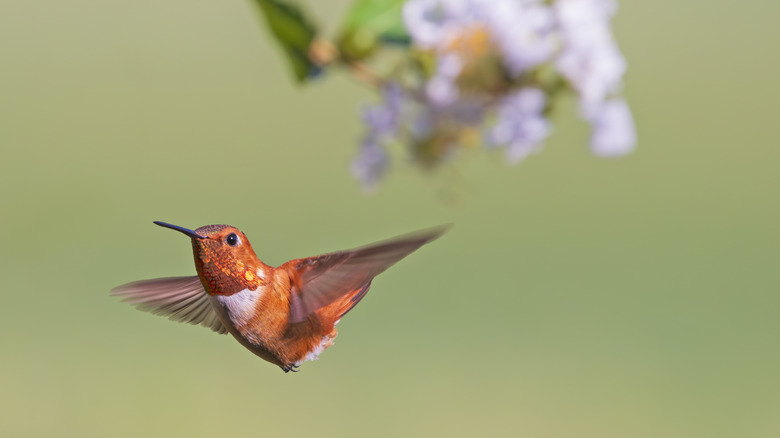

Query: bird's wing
283;226;448;323
111;276;228;334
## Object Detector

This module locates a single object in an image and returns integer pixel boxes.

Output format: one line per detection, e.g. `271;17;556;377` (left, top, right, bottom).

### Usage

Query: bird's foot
282;364;300;373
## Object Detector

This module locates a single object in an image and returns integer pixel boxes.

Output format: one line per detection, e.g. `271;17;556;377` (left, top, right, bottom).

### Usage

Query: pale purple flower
588;99;636;156
404;0;556;77
402;0;485;52
554;0;633;156
555;0;617;33
351;140;389;191
402;0;454;49
353;83;406;190
555;0;626;107
484;0;556;76
489;88;551;164
353;0;634;190
362;83;405;139
425;53;463;106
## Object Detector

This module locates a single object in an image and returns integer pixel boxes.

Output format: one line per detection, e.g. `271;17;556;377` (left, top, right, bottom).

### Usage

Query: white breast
215;288;260;328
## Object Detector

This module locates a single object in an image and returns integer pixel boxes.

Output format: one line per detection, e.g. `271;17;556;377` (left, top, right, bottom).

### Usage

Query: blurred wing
285;226;448;323
111;276;228;334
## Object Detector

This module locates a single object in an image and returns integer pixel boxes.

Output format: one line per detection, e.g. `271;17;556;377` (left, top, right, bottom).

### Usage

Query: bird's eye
226;233;239;246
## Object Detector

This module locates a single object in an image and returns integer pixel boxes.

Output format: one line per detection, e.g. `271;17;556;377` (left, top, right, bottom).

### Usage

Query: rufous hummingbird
112;222;446;372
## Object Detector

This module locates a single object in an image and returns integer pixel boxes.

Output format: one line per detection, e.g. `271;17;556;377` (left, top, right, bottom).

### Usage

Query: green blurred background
1;1;778;436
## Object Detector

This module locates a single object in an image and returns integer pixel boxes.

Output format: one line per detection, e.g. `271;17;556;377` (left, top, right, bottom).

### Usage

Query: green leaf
338;0;410;61
250;0;319;82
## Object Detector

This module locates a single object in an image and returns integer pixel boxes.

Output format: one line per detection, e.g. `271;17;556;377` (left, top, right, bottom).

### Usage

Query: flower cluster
352;0;635;190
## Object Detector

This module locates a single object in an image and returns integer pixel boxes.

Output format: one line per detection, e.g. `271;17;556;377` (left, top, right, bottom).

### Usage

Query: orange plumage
112;222;446;372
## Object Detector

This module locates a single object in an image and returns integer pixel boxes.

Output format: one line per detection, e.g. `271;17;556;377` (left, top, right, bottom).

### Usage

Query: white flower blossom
483;0;556;75
489;88;551;163
404;0;555;76
555;0;626;107
426;53;463;106
402;0;458;50
588;98;636;156
354;0;635;189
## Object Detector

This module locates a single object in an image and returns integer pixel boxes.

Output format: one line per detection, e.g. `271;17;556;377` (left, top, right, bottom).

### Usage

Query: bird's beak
154;221;207;239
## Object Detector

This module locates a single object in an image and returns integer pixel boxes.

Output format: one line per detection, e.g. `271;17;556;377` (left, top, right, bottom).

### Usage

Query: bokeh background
1;1;778;437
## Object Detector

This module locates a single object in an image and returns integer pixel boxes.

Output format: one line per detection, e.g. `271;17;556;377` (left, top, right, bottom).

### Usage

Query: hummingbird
112;221;446;372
